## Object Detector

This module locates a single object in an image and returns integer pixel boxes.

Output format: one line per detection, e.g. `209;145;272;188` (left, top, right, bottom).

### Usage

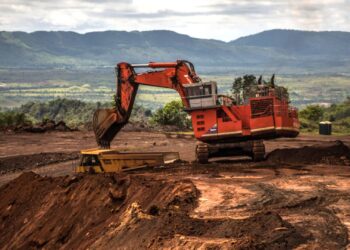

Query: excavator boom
93;60;200;147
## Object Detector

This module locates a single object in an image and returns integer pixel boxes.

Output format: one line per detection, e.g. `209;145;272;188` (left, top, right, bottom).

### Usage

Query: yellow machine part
75;149;180;173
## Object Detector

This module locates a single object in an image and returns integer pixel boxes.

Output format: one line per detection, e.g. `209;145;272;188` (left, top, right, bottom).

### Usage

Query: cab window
81;155;101;166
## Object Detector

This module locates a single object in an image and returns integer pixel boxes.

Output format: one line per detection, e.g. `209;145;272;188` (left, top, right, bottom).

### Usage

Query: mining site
2;1;350;249
0;131;350;249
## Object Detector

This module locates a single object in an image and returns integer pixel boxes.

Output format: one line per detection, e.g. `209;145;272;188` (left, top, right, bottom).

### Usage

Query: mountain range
1;29;350;74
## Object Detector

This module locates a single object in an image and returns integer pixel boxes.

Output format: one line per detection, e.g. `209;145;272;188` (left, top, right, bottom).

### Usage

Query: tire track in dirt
187;166;350;249
0;152;79;174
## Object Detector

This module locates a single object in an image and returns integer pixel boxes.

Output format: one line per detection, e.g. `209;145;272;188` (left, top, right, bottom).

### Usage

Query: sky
0;0;349;41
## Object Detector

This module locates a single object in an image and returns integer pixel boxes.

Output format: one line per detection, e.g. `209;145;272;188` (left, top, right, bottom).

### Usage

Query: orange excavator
93;60;299;163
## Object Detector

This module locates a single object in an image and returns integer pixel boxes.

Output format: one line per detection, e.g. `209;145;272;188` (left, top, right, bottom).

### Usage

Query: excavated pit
0;152;79;174
0;172;308;249
267;140;350;165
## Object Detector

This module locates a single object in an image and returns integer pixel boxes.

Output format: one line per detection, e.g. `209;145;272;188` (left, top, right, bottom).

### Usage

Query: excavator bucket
93;109;126;148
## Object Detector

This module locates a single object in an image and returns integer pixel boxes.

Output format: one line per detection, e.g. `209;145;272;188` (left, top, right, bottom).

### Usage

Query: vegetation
1;68;350;110
0;111;31;128
0;98;152;129
299;97;350;134
231;75;258;102
299;105;324;122
231;74;289;104
151;100;191;129
1;97;349;134
1;30;350;74
2;98;191;130
17;99;108;128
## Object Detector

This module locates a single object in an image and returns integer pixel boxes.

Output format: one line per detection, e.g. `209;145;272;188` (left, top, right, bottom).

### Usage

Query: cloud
0;0;349;41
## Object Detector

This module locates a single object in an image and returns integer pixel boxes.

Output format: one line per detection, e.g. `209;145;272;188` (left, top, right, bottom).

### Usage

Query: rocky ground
0;131;350;249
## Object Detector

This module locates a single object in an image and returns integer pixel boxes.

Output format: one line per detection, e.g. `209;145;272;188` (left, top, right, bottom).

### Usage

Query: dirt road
1;131;350;249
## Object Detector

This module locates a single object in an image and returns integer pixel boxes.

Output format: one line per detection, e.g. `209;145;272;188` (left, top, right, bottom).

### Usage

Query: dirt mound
0;172;197;249
0;172;307;249
267;140;350;165
122;122;189;133
162;211;305;249
123;121;152;132
0;152;78;174
16;120;74;133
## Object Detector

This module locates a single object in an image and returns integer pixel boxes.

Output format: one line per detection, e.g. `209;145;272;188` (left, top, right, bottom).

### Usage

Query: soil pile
16;120;74;133
123;121;153;132
0;152;78;174
162;211;305;249
122;122;189;133
0;172;306;249
267;140;350;165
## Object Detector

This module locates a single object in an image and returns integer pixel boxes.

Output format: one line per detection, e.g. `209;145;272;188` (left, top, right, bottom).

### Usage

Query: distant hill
0;29;350;73
231;29;350;56
230;29;350;73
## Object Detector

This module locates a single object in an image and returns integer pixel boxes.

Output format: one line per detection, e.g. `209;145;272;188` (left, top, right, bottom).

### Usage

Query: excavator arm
93;60;201;148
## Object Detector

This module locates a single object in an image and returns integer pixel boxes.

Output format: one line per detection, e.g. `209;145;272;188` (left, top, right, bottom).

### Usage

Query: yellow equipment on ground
75;149;180;173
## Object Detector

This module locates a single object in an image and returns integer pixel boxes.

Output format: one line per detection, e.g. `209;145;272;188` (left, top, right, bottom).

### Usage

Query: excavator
92;60;300;163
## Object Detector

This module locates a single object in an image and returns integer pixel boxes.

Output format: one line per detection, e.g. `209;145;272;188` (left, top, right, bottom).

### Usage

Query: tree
232;76;243;96
299;105;325;122
329;114;336;122
151;100;191;129
0;111;31;128
232;75;257;103
232;74;290;102
275;86;290;102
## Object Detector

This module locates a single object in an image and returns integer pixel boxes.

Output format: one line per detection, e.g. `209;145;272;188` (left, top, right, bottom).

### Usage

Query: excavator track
196;143;209;164
251;140;265;161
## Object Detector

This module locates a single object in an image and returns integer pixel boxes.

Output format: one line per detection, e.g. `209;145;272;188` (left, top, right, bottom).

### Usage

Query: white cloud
0;0;349;41
42;10;88;27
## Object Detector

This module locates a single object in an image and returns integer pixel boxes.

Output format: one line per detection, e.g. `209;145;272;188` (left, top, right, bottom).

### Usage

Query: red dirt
16;120;74;133
267;140;350;165
0;152;79;174
1;131;350;249
0;172;306;249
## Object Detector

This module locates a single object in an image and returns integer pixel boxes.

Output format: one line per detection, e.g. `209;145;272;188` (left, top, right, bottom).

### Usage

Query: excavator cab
183;82;218;109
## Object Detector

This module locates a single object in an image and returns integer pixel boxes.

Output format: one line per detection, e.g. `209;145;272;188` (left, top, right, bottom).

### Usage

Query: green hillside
1;29;350;73
1;29;350;110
